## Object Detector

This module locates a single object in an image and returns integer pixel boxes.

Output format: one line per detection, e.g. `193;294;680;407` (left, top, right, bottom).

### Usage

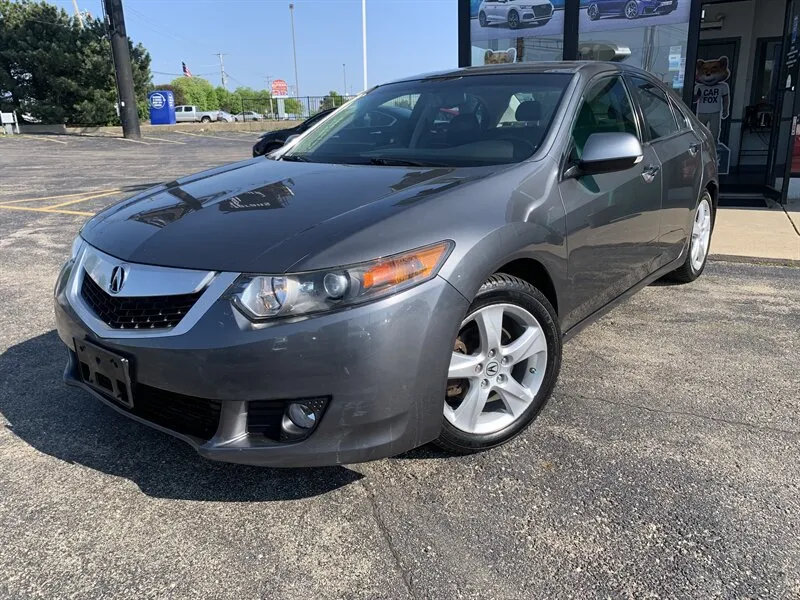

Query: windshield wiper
280;154;311;162
368;157;440;167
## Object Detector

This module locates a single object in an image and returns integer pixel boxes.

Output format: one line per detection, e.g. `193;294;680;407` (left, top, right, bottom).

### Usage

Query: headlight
230;241;453;321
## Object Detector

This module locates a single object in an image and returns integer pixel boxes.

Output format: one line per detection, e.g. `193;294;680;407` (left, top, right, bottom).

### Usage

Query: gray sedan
54;62;717;466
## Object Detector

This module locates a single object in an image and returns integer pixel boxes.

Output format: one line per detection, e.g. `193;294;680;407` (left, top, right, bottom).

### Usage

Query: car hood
81;158;485;273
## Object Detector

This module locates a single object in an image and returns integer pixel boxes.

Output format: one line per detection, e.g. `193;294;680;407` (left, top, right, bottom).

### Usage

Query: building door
694;38;740;179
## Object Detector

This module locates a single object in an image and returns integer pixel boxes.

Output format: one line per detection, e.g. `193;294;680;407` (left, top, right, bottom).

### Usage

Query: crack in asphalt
572;393;800;438
363;482;419;600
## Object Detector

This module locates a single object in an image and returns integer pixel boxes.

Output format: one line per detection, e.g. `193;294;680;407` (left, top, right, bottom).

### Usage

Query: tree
319;90;345;111
169;77;218;110
150;83;187;107
0;0;151;125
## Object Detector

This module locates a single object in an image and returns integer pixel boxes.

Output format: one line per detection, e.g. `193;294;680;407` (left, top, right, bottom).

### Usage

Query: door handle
641;164;660;183
688;142;702;156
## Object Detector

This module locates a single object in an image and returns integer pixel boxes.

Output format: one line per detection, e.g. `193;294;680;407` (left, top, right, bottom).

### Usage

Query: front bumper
54;252;468;467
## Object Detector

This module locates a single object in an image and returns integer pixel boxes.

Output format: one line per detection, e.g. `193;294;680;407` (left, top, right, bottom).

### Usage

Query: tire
435;274;562;454
508;10;520;29
200;116;211;123
624;0;639;19
479;11;488;27
666;190;715;283
588;3;600;20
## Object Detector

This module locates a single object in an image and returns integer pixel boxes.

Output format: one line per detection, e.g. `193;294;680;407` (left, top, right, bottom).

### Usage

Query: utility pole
343;63;347;98
214;52;228;89
289;3;300;100
72;0;85;28
362;0;367;90
103;0;140;139
265;75;274;119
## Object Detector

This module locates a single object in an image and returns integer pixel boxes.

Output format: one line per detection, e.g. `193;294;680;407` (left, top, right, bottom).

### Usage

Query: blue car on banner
586;0;678;20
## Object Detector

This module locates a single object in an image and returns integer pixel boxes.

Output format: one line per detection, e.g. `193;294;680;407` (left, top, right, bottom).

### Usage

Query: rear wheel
624;0;639;19
479;11;488;26
508;10;520;29
200;116;211;123
588;3;600;20
436;274;561;454
666;191;714;283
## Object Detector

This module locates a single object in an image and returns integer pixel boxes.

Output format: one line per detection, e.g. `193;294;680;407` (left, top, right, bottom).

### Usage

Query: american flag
182;62;192;78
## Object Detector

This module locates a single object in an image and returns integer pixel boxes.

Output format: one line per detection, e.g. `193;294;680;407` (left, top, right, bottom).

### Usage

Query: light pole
343;63;347;98
362;0;367;90
289;3;300;101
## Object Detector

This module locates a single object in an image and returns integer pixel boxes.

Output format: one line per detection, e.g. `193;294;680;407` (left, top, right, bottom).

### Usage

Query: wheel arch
495;258;559;316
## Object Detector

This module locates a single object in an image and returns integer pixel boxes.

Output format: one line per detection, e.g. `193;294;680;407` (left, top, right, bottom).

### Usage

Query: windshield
281;73;573;167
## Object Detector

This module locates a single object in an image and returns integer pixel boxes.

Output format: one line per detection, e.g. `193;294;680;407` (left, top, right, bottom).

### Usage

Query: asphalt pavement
1;134;799;599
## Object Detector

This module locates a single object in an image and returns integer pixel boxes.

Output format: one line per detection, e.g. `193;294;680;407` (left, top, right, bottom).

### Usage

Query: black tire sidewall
438;277;562;452
479;11;487;26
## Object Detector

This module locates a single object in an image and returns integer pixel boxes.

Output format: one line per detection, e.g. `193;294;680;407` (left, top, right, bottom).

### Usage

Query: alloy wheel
508;11;519;29
625;1;639;18
445;303;548;435
690;197;712;272
479;11;488;26
588;4;599;20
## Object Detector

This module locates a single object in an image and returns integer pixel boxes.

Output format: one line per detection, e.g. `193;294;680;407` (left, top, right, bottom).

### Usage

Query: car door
627;75;701;264
559;75;663;329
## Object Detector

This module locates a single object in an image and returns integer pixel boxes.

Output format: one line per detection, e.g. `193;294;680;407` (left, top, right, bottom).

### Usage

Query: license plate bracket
74;338;134;408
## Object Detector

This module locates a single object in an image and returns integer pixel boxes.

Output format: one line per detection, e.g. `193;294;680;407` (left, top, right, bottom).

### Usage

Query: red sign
271;79;289;97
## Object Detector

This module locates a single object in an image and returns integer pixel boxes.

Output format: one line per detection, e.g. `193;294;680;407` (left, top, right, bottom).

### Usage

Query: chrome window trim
67;242;239;340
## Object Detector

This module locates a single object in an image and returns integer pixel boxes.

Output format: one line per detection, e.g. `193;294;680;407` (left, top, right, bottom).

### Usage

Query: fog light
279;398;328;442
288;402;317;429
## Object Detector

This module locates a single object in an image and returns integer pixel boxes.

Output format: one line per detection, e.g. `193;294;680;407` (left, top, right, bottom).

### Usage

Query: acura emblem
485;362;500;377
109;266;126;294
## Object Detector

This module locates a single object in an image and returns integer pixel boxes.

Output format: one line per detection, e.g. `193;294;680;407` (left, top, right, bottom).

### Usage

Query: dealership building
458;0;800;205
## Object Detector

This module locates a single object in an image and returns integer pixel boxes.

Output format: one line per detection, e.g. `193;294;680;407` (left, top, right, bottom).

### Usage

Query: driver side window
571;76;638;161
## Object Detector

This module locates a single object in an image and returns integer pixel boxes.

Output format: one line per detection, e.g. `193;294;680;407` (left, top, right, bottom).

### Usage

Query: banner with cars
470;0;690;47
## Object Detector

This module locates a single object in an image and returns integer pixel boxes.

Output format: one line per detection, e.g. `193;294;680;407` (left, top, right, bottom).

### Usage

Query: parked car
587;0;678;20
478;0;554;29
236;111;263;122
174;105;220;123
252;107;337;156
55;62;717;467
217;110;236;123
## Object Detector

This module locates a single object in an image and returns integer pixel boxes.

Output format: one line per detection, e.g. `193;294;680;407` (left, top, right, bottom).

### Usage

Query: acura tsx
54;62;717;467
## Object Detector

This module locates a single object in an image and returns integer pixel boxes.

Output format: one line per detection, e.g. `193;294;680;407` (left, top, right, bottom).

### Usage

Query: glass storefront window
578;1;692;96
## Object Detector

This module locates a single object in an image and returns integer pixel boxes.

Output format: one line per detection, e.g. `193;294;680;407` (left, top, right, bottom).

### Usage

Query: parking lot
1;133;799;599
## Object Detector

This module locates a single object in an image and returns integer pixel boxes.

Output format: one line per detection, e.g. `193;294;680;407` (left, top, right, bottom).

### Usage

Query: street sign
272;79;289;98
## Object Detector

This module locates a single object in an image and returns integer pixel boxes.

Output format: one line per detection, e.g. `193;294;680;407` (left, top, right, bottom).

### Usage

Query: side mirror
284;134;300;145
576;132;643;176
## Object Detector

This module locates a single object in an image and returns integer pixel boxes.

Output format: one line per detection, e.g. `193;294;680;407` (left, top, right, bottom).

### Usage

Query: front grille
533;4;552;18
131;384;221;441
81;270;203;330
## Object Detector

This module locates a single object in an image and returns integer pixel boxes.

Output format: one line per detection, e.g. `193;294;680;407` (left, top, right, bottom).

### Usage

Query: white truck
174;105;221;123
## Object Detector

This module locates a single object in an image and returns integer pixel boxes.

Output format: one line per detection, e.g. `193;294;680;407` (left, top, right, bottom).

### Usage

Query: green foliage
320;90;345;111
168;77;220;110
150;83;186;107
0;0;152;125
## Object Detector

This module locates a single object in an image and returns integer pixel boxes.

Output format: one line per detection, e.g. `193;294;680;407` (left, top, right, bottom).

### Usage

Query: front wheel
200;116;211;123
666;191;714;283
479;11;488;26
588;3;600;20
507;10;520;29
436;274;562;454
624;0;639;19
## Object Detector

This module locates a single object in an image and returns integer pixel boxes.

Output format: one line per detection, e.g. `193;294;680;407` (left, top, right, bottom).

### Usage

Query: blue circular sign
149;93;166;110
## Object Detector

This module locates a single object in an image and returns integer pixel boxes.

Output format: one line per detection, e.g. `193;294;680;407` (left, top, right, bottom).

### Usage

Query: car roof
381;61;651;86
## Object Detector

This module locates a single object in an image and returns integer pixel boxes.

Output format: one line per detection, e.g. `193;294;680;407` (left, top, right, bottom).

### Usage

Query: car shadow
0;331;362;502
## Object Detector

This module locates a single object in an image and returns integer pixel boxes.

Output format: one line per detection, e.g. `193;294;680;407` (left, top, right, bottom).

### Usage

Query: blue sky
52;0;459;96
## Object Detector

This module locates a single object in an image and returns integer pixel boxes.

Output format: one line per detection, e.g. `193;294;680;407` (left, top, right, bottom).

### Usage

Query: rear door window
628;77;679;141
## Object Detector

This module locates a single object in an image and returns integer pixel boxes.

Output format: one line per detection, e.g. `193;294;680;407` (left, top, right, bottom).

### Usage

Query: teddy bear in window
693;57;731;142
